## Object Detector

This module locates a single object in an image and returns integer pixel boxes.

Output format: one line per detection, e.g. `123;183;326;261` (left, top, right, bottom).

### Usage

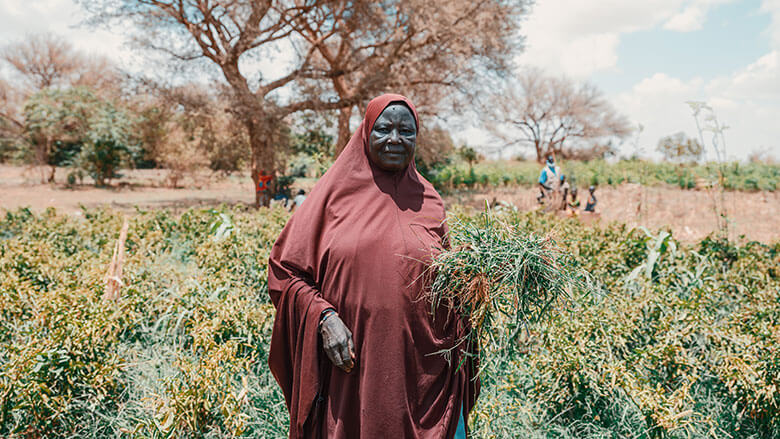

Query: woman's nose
389;128;401;143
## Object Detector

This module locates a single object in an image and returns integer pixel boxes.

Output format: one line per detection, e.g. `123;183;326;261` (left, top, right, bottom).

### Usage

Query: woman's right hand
319;313;355;373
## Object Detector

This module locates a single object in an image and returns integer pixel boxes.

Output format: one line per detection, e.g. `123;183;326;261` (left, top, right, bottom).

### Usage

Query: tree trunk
335;106;353;156
222;60;278;207
247;118;275;207
534;139;543;164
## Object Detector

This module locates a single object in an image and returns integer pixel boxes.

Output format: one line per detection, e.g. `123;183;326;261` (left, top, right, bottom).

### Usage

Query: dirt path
446;185;780;243
2;165;778;243
0;165;260;214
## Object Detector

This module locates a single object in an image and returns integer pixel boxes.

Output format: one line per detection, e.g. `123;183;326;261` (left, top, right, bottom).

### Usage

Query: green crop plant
0;206;778;438
427;159;780;194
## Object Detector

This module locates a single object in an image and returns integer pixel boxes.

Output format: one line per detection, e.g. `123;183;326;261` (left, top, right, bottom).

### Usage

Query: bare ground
2;165;778;243
445;184;780;243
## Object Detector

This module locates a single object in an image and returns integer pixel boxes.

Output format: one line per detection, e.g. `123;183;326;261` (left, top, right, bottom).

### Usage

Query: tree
1;35;123;166
0;78;24;162
656;132;703;163
295;0;528;153
22;87;97;181
128;81;251;185
79;1;529;205
21;86;135;185
486;67;633;163
73;104;136;186
416;125;454;171
79;0;364;206
457;144;481;170
1;34;121;95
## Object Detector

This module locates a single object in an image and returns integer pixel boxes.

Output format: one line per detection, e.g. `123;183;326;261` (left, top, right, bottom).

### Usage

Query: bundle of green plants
427;209;589;365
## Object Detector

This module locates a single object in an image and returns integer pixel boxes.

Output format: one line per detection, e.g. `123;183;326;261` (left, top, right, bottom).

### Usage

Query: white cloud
664;5;706;31
517;0;738;78
613;51;780;160
761;0;780;47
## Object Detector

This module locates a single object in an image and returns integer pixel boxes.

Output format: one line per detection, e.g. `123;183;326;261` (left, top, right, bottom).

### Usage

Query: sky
514;0;780;160
1;0;778;161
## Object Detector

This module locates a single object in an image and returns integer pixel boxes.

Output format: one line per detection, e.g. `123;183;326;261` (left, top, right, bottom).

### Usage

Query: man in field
537;155;565;209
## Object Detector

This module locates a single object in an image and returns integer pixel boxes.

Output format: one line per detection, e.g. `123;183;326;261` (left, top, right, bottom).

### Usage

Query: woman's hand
319;313;355;373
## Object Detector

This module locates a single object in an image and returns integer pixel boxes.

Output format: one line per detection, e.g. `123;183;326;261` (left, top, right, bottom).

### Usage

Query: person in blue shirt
537;155;565;205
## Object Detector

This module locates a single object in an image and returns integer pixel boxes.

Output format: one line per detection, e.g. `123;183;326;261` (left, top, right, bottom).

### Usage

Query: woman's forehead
376;104;415;122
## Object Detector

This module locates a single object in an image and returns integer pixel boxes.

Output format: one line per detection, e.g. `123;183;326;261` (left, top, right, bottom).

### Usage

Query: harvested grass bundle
428;210;586;362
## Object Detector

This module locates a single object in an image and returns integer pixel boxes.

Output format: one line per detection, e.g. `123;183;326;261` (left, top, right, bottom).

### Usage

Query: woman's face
368;104;417;172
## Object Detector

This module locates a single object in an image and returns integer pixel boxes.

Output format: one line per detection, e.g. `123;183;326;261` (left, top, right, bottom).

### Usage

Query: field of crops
1;206;778;438
426;160;780;192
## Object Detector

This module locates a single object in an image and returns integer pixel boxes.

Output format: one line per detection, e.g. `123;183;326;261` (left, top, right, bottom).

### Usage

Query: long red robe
268;94;479;438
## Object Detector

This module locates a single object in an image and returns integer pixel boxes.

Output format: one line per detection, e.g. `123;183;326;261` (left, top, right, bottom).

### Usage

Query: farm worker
537;155;565;204
268;94;478;439
569;186;581;209
560;175;571;210
585;185;598;212
289;189;306;212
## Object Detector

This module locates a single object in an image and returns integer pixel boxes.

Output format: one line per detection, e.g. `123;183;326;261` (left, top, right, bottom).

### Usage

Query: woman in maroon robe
268;94;478;438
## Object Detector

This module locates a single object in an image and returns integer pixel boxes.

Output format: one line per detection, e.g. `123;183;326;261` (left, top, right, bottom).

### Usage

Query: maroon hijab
268;94;478;438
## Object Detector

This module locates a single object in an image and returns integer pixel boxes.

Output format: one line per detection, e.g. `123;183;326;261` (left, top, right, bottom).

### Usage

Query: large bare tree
295;0;527;153
487;67;633;163
78;0;370;206
79;1;529;204
2;34;121;94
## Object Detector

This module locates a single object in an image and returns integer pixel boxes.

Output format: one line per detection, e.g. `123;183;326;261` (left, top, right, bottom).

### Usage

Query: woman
268;94;478;438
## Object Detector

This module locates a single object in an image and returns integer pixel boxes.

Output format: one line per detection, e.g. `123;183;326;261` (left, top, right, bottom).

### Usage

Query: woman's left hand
320;313;356;373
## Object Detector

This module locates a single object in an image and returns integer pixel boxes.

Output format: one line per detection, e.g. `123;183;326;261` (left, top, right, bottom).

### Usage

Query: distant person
273;191;289;208
569;186;581;209
585;185;598;212
289;189;306;212
560;175;570;211
537;155;564;206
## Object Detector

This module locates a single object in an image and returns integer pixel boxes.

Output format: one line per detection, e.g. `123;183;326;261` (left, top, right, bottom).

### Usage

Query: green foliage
429;210;583;362
21;87;97;168
415;125;455;181
427;159;780;193
286;112;335;179
466;210;780;438
0;207;289;437
458;145;480;168
20;87;136;185
290;128;333;157
0;207;778;438
72;104;137;186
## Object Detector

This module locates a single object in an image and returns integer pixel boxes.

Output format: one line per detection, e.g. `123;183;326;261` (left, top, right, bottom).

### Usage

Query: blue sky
1;0;778;161
512;0;780;160
595;0;772;93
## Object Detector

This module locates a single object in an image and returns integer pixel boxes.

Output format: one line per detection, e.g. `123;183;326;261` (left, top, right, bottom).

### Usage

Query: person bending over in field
584;185;598;212
289;189;306;212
